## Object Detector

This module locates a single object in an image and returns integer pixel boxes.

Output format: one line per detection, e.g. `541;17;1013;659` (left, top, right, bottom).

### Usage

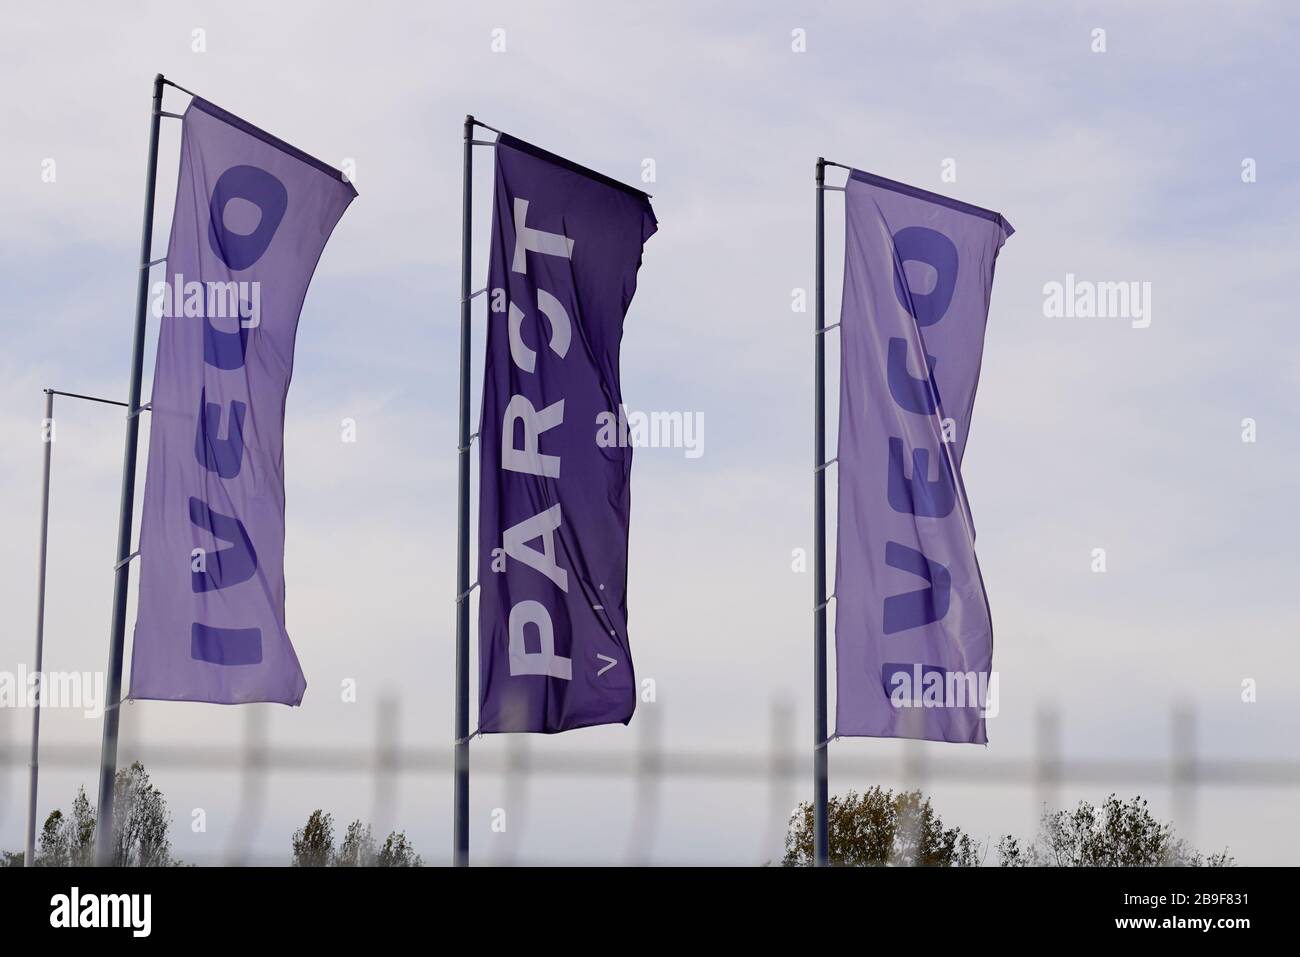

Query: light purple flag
129;97;356;705
478;134;657;732
834;169;1012;743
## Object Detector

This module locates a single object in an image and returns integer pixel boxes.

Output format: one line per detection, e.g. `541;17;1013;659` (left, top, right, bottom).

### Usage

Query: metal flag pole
812;157;830;867
27;389;129;867
25;390;54;867
454;114;474;867
94;72;166;866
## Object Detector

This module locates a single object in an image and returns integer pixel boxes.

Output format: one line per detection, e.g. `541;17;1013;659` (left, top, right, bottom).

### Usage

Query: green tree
376;831;422;867
997;795;1233;867
108;762;174;866
292;810;423;866
292;810;336;867
29;766;175;867
68;787;96;866
334;820;375;867
783;787;982;867
37;809;69;867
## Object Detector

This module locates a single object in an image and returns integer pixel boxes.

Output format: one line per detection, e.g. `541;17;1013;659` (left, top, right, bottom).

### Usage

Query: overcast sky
1;1;1298;865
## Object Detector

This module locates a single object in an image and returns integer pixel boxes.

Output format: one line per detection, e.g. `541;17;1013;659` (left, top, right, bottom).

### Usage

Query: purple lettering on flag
479;134;656;732
129;97;356;705
834;169;1012;743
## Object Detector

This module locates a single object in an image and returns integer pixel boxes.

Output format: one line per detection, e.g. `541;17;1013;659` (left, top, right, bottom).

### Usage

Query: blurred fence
2;697;1297;865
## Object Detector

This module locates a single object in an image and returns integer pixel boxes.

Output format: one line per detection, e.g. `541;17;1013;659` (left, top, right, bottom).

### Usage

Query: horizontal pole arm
161;77;199;98
46;389;129;408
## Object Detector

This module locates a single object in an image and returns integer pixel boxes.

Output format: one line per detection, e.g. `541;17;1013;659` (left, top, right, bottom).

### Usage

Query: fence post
624;703;663;865
901;708;927;794
765;697;796;862
1034;704;1061;817
373;693;399;841
224;704;268;864
1172;701;1196;848
496;732;530;866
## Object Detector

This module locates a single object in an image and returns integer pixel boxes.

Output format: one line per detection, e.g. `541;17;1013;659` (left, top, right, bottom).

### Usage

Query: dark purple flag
479;135;656;732
834;170;1012;743
129;98;355;705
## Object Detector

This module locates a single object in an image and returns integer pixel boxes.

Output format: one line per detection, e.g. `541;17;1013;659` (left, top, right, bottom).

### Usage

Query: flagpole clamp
457;432;478;453
815;457;837;473
815;322;840;336
815;593;836;612
129;402;152;419
113;550;141;571
455;581;479;604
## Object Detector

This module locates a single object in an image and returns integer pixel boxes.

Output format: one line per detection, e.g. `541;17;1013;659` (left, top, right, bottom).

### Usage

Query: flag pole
94;72;166;866
813;156;830;867
28;390;129;867
453;113;474;867
25;389;55;866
